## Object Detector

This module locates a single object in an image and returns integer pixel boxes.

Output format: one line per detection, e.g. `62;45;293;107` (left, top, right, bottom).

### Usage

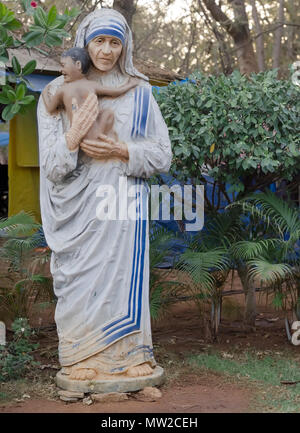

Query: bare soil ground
0;274;298;414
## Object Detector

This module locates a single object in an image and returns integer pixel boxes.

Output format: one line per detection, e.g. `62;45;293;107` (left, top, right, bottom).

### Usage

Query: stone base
55;366;165;394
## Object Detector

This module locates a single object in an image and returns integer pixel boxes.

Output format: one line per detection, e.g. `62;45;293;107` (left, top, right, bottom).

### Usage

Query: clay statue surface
37;8;172;388
42;47;138;150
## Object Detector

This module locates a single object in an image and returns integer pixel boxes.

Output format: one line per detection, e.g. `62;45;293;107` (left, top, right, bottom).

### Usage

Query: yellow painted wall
8;101;41;222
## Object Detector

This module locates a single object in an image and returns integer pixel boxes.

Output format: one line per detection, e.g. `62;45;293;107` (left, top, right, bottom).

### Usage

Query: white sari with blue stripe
37;66;172;373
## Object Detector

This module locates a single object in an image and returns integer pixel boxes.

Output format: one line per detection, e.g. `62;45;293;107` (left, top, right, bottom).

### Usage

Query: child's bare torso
61;78;100;122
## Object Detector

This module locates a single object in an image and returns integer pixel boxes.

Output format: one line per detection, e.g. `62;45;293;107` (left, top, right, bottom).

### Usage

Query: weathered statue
42;47;138;147
37;8;172;387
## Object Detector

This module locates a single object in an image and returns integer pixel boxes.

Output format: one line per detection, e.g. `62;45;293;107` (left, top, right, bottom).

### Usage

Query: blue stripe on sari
101;179;141;333
103;182;147;345
131;87;151;138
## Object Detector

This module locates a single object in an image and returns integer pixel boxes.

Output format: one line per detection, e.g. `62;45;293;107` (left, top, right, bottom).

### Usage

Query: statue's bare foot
127;362;153;377
69;367;97;380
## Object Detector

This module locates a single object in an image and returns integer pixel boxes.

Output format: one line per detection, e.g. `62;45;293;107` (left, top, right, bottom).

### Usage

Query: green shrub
154;69;300;202
0;318;39;381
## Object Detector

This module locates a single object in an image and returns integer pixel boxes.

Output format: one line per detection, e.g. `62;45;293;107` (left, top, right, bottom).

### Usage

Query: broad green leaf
22;59;37;76
47;5;57;26
16;83;26;99
44;32;63;47
34;7;48;27
5;19;22;31
19;95;35;105
11;56;21;75
52;16;68;29
2;104;14;121
0;94;9;104
22;30;44;47
0;26;8;42
0;4;22;30
11;102;20;114
54;28;70;38
6;89;16;102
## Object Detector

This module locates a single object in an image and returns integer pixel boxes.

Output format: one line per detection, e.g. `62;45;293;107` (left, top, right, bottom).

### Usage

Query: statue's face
87;35;123;72
60;56;82;82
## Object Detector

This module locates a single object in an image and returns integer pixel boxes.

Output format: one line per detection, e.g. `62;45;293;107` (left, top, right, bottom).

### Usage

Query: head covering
74;8;148;82
85;15;126;46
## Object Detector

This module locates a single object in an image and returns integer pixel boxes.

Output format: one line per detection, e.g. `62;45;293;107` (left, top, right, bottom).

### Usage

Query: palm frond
0;235;45;271
192;210;240;251
247;258;293;284
149;223;178;269
241;191;300;237
177;248;229;291
0;211;40;237
230;239;281;260
150;284;165;320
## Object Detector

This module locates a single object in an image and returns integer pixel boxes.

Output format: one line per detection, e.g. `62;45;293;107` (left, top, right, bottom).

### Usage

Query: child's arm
42;86;64;114
94;77;139;98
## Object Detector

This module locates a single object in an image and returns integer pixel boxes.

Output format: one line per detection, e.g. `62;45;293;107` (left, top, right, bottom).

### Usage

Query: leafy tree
154;69;300;208
0;1;79;121
155;69;299;326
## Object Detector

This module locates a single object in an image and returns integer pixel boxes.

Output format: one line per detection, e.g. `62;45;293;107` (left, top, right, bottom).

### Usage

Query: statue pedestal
55;366;165;394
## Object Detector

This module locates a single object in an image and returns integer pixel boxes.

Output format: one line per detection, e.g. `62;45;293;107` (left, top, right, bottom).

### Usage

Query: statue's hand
65;94;99;151
80;134;129;162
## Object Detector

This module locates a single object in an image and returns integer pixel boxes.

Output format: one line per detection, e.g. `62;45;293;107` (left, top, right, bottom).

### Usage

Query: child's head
60;48;91;82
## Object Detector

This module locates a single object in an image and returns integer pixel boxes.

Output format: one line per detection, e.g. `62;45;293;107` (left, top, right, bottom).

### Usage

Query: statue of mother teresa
37;8;172;382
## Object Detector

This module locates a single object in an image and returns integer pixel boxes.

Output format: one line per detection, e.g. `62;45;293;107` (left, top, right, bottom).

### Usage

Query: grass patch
188;351;300;412
0;374;58;406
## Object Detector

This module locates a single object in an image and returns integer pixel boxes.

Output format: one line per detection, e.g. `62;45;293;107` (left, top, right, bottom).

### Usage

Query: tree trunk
197;0;234;74
286;0;298;61
202;0;259;74
272;0;284;71
250;0;265;71
235;35;259;75
237;266;257;328
113;0;136;29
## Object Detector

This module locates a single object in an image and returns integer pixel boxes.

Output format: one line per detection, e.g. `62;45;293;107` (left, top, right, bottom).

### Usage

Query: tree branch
201;0;238;38
197;0;233;74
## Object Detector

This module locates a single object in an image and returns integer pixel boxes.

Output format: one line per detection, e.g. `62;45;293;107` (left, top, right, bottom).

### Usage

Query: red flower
30;1;37;7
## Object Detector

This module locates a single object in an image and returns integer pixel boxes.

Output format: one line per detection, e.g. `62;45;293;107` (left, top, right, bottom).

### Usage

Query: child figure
42;47;138;150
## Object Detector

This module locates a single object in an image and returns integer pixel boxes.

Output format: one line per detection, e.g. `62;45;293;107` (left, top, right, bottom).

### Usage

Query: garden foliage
0;1;79;121
0;317;39;381
154;70;300;201
0;211;52;321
